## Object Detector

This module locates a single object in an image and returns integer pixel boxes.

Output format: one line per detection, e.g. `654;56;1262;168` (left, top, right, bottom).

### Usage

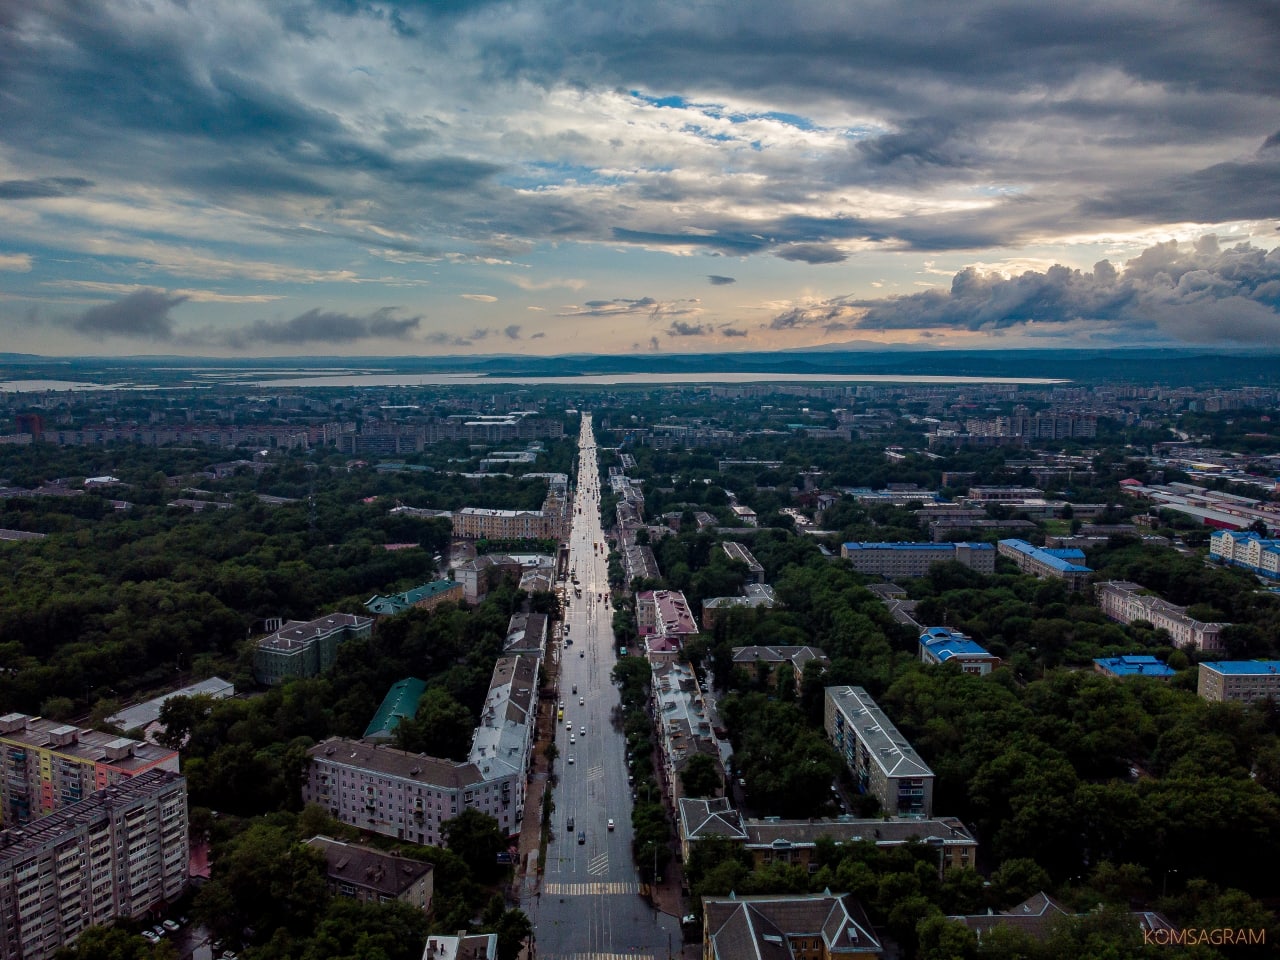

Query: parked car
141;931;161;944
607;819;615;831
162;919;180;932
152;925;167;938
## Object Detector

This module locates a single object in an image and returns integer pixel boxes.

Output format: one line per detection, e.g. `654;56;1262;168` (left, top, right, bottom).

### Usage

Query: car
571;684;577;694
567;756;575;764
163;920;180;932
737;777;747;788
579;696;585;705
607;818;615;831
559;700;565;708
580;651;584;658
578;831;586;844
222;953;238;960
567;816;575;830
569;735;575;744
153;925;167;938
141;931;161;944
579;725;585;735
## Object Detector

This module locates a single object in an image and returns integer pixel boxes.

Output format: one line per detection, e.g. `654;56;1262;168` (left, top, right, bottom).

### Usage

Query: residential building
1093;656;1176;680
364;580;464;617
702;892;882;959
364;678;428;742
305;654;538;843
824;686;934;818
0;770;188;960
637;590;700;655
950;892;1172;945
997;539;1092;591
1095;581;1228;651
1197;661;1280;704
623;544;661;583
1209;530;1280;580
452;555;521;604
840;541;995;578
731;645;829;694
503;612;548;656
452;507;560;541
0;714;180;826
304;836;433;911
721;541;764;584
729;504;757;526
918;628;1001;675
677;797;747;864
652;661;727;816
741;816;976;875
701;584;777;629
253;613;374;686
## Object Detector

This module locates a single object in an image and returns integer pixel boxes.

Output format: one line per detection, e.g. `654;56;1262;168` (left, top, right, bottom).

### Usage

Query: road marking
588;852;610;876
556;954;657;960
587;764;605;780
542;881;640;895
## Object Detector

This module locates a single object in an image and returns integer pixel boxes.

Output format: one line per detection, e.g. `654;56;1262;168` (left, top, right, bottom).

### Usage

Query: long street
527;413;679;960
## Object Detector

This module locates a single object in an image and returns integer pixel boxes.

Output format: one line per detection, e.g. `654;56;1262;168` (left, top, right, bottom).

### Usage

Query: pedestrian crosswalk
542;880;640;896
553;954;660;960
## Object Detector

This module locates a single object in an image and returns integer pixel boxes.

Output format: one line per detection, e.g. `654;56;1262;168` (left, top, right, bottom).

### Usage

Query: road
527;413;679;960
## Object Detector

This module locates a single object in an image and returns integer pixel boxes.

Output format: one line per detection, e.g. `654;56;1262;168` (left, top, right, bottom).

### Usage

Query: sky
1;0;1279;357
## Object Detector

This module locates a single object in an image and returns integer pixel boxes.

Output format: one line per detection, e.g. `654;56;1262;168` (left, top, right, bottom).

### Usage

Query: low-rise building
637;590;700;653
422;932;498;960
503;612;548;656
304;836;433;911
741;816;976;875
731;645;829;694
253;613;374;686
702;892;882;958
997;539;1092;591
651;661;726;816
1095;581;1227;651
364;580;464;617
824;686;934;818
0;770;188;960
950;892;1172;946
701;584;777;629
918;627;1001;675
364;678;428;742
1093;656;1177;680
1197;661;1280;703
841;541;995;578
721;541;764;584
106;676;235;740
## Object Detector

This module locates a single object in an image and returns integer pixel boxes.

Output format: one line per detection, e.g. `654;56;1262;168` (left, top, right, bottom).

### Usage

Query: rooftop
1094;656;1177;678
826;686;934;781
1199;660;1280;676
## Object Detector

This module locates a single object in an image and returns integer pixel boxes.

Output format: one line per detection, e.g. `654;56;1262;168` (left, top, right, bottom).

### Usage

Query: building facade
824;687;934;819
918;628;1001;675
253;613;374;686
702;892;882;959
1197;661;1280;703
304;836;433;911
0;714;180;826
1095;581;1227;651
364;581;464;617
0;770;188;960
840;542;995;578
1209;530;1280;580
996;539;1092;591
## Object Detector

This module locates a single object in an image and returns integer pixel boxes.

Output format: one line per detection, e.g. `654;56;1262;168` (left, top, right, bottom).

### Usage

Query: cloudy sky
1;0;1278;356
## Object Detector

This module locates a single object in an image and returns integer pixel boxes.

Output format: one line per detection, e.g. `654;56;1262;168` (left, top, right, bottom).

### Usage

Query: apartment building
1197;661;1280;704
701;584;778;630
702;892;882;959
303;836;433;911
253;613;375;686
730;645;828;694
0;714;180;826
0;770;188;960
741;816;976;876
452;508;559;541
1209;530;1280;580
636;590;700;653
996;539;1092;591
840;541;995;578
1095;581;1228;651
305;654;538;844
651;661;726;817
824;687;934;819
918;628;1001;675
363;678;427;743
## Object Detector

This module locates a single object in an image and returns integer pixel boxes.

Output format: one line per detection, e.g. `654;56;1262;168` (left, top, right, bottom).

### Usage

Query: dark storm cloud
721;327;747;337
708;275;736;285
71;289;187;339
0;177;93;199
503;324;522;339
222;307;422;347
559;297;700;320
836;237;1280;343
667;320;707;336
774;244;848;265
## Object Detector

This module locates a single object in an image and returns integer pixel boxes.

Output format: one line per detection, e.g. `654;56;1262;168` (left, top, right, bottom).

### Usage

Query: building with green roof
364;579;463;617
363;677;428;742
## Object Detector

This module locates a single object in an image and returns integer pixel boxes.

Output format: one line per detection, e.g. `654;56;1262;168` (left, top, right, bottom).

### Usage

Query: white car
141;931;161;944
579;696;585;705
607;818;615;831
579;725;585;735
567;756;575;764
569;735;576;744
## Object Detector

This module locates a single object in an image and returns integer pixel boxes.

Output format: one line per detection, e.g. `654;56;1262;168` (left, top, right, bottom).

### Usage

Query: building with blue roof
997;539;1092;591
918;627;1002;675
1209;530;1280;580
364;579;463;617
1093;656;1176;680
840;541;995;578
1197;661;1280;703
364;677;428;741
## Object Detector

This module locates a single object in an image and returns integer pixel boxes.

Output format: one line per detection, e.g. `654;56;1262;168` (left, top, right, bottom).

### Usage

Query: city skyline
1;1;1278;357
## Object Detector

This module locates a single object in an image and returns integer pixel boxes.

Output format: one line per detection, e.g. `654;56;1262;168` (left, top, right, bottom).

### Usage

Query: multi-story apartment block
636;590;700;655
702;892;882;959
721;542;764;584
701;584;778;630
1095;581;1228;651
997;539;1092;591
918;628;1001;675
824;687;934;819
0;714;180;826
305;654;538;844
651;661;726;815
452;507;559;541
303;836;433;911
1197;661;1280;703
0;770;188;960
364;580;464;617
1209;530;1280;580
840;541;995;578
253;613;375;686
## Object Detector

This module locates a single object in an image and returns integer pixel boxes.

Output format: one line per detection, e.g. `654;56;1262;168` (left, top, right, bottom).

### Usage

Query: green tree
441;808;507;884
680;752;722;798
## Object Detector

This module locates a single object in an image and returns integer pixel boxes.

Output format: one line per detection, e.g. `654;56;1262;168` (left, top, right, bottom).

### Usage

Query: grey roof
107;676;235;732
704;893;881;958
732;645;828;670
309;738;484;790
827;686;934;780
679;797;747;843
743;816;974;850
305;835;432;897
